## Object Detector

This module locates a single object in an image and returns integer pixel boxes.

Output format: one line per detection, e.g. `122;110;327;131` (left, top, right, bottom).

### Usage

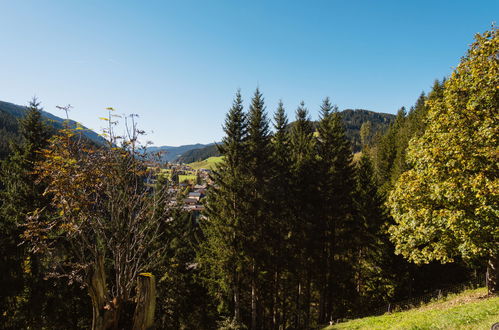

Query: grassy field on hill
179;174;197;183
188;156;223;170
324;288;499;330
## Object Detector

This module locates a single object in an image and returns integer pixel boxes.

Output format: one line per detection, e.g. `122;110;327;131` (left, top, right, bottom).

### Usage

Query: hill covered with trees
147;143;215;163
0;100;105;160
177;144;222;163
0;109;20;159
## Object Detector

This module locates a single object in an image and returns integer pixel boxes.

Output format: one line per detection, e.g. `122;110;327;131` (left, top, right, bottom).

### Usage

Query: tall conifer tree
353;154;395;310
315;98;356;321
0;99;52;327
288;101;316;328
1;99;88;328
199;91;249;324
269;101;292;329
245;88;273;330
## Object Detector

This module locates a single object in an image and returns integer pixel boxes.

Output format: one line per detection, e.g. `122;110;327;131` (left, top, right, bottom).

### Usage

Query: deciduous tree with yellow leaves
388;27;498;294
24;109;170;329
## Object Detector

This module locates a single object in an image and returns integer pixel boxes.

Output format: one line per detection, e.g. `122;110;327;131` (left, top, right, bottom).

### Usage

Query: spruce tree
269;100;292;329
0;99;87;328
353;154;394;310
373;106;406;194
315;98;356;321
288;101;316;328
244;88;273;330
198;91;249;324
0;99;51;327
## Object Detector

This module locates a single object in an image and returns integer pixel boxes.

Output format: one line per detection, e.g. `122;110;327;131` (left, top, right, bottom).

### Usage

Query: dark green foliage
244;88;274;329
197;93;402;329
0;100;52;326
0;109;20;160
372;106;407;194
370;80;444;193
352;155;395;308
340;109;395;152
0;99;90;328
287;101;319;328
266;100;294;329
154;210;217;330
198;91;249;323
315;98;358;322
287;109;394;151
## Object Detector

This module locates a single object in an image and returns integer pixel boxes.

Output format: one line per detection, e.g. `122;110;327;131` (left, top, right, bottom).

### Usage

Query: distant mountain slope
147;143;215;163
0;109;20;159
0;100;106;146
340;109;395;152
176;144;221;163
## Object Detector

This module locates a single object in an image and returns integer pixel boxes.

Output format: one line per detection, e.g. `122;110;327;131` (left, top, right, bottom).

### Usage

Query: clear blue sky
1;1;497;146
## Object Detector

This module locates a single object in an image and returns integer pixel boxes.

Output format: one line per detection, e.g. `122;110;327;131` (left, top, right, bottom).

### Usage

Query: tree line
198;90;395;329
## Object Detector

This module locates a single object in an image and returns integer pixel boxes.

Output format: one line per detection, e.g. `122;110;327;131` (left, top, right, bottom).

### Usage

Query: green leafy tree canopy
388;27;498;264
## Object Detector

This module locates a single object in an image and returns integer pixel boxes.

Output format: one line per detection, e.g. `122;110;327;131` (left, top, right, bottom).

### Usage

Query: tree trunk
294;281;301;329
234;271;241;322
318;286;326;324
281;278;287;330
132;273;156;330
304;268;311;329
87;255;116;330
486;254;499;295
251;261;257;330
272;271;279;330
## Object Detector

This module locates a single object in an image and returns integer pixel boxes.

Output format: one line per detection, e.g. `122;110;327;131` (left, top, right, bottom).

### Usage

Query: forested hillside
335;109;394;152
0;100;105;154
177;144;222;163
147;143;214;162
0;109;20;159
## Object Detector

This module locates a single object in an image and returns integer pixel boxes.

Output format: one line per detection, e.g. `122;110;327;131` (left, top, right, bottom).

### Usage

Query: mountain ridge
146;143;216;163
0;100;106;146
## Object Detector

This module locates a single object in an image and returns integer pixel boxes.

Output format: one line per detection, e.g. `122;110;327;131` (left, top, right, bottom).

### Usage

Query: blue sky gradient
1;0;497;145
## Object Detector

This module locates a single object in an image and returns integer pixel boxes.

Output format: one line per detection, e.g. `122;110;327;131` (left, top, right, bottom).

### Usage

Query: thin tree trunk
318;281;326;324
486;254;499;295
251;261;257;330
326;222;336;322
281;277;287;330
294;281;301;329
272;270;279;330
234;271;241;322
304;268;311;329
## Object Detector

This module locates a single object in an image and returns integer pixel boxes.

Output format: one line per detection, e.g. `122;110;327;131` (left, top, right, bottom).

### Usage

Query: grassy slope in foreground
324;288;499;330
188;156;224;170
